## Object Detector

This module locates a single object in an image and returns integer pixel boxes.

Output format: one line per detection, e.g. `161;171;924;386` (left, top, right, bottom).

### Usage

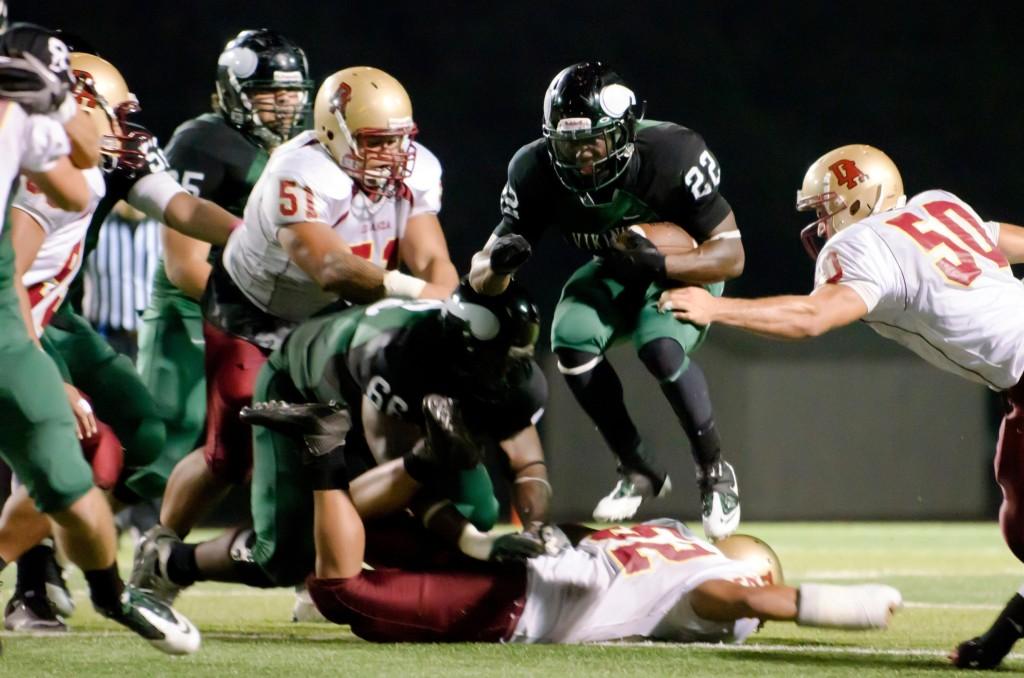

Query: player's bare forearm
162;226;212;301
162;193;235;246
312;489;366;580
319;253;388;303
690;579;798;623
469;252;512;295
401;214;458;295
64;110;101;169
664;237;744;284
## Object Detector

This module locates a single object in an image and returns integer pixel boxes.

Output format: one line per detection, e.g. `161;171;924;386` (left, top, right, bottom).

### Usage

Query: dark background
20;1;1024;329
14;2;1019;520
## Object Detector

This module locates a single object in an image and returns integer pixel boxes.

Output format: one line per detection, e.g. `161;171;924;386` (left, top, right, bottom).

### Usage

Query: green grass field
1;522;1020;677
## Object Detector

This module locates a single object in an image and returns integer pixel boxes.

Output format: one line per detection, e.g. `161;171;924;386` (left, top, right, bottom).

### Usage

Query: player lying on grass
258;397;903;643
130;282;556;604
658;144;1024;669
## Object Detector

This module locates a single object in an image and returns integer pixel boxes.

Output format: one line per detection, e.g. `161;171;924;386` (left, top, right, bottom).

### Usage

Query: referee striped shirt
82;210;162;333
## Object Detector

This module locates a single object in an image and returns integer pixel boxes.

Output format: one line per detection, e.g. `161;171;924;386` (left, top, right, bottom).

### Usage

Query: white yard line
795;568;1022;579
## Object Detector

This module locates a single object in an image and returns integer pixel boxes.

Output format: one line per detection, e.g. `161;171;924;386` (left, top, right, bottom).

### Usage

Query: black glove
489;532;546;562
489;234;532;275
605;229;666;282
420;394;482;471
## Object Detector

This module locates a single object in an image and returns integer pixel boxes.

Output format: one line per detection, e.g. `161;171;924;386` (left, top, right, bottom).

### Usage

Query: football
627;222;698;255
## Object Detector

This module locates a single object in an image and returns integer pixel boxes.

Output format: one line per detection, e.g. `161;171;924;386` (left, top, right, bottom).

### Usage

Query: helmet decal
443;298;500;341
828;159;867;190
219;47;258;79
598;83;635;118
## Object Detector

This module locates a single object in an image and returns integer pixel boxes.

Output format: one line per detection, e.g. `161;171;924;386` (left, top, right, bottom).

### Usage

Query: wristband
383;270;427;298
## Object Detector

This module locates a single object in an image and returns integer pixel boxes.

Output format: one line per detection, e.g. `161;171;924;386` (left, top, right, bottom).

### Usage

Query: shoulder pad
406;141;442;191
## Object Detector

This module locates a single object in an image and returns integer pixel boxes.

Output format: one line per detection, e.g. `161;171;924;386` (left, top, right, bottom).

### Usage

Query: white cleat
99;586;201;655
699;460;741;540
593;472;672;522
292;585;327;623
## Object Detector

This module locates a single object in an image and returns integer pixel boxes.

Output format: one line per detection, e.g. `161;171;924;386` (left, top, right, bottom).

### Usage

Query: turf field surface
0;522;1019;677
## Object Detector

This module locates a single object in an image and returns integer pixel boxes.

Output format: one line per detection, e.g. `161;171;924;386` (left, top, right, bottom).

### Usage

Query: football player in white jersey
295;445;901;643
156;66;458;542
0;24;199;654
658;144;1024;669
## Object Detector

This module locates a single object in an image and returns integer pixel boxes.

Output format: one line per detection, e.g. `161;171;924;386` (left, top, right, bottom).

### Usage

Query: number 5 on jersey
279;180;318;220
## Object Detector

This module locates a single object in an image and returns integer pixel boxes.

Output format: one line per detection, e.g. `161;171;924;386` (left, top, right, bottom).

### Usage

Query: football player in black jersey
130;281;554;605
136;29;313;540
470;62;744;537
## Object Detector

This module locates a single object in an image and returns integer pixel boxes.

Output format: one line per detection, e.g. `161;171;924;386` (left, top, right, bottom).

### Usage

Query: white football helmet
796;144;905;258
313;66;417;199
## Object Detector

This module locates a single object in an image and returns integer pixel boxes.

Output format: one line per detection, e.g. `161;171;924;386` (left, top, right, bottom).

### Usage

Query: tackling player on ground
658;144;1024;670
470;62;745;536
132;282;553;605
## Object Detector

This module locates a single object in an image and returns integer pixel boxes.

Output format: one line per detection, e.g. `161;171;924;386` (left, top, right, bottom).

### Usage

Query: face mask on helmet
542;63;643;197
441;281;541;387
216;29;312;150
68;53;147;172
338;122;418;200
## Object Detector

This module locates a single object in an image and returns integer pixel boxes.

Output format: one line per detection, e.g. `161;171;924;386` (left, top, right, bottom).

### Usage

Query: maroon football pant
202;322;267;483
307;563;527;643
997;378;1024;562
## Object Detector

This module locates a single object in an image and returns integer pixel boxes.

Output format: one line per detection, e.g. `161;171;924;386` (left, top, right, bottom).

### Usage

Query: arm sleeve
127;171;186;222
813;230;899;312
20;114;71;173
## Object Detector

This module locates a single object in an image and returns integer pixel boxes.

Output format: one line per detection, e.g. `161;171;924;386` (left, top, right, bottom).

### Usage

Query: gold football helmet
796;144;905;258
715;534;784;586
69;52;142;167
313;66;417;198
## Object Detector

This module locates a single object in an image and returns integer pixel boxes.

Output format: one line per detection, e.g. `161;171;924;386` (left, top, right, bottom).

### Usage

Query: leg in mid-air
952;382;1024;669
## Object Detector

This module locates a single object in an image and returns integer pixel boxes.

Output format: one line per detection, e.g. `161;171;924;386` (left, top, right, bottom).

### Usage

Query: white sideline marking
796;568;1023;579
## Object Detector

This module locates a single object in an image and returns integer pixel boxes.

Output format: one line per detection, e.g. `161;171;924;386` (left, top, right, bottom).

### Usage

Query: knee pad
555;348;603;377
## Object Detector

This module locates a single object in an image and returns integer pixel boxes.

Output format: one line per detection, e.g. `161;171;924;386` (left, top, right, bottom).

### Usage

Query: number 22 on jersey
588;525;715;575
887;199;1007;286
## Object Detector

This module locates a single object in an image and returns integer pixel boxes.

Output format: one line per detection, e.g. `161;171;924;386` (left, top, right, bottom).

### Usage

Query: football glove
605;228;666;282
489;234;532;275
488;532;546;562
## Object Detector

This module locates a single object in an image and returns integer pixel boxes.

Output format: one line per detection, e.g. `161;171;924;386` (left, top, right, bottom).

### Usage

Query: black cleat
952;636;1014;670
419;394;482;470
241;400;352;461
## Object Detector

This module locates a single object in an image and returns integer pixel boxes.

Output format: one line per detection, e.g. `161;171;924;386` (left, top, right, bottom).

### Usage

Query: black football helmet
441;279;541;384
216;28;312;149
0;23;74;115
542;61;644;196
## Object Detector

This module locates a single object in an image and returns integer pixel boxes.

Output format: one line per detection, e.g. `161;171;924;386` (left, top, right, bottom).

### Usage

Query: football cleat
592;470;671;522
129;526;184;605
291;585;327;623
4;590;68;633
98;586;200;655
240;400;351;460
43;548;76;618
698;460;741;541
418;394;482;471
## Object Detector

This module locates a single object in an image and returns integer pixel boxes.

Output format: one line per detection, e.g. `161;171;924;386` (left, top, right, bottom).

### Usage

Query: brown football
627;222;698;255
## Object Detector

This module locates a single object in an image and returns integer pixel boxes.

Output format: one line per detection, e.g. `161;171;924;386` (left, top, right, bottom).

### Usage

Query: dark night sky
18;2;1024;334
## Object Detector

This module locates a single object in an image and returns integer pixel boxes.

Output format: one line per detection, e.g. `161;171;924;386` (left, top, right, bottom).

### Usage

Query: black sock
557;349;662;478
977;593;1024;656
14;542;53;594
638;338;722;469
84;564;124;613
165;542;201;587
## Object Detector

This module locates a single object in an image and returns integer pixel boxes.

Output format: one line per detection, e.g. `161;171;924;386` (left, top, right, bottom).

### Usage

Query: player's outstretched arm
997;222;1024;264
691;579;902;630
162;225;212;301
659;283;868;339
469;233;531;296
500;425;551;531
161;193;237;246
663;211;745;284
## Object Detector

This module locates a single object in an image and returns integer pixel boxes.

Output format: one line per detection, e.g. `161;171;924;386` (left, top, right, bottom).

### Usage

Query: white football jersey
14;167;106;335
509;520;763;644
0;103;72;238
224;131;443;321
814;190;1024;390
